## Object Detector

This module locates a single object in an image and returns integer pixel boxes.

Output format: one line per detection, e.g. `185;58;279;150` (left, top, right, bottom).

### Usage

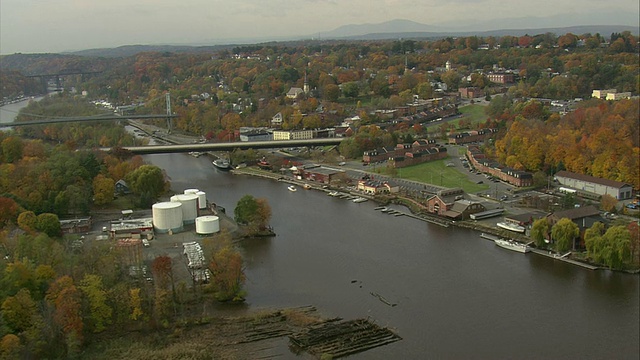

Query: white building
272;130;313;141
554;170;633;200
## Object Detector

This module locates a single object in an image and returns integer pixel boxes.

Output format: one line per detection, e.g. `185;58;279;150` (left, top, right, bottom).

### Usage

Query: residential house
271;112;283;126
548;205;603;248
286;87;305;99
115;179;131;194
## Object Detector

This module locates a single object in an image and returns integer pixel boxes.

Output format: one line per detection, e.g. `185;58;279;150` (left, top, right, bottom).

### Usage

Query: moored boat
213;159;231;170
494;238;530;253
288;185;297;192
497;221;525;233
352;196;368;203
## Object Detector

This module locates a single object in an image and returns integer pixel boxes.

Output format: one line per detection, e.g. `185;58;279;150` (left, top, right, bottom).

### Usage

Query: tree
0;197;20;226
323;84;340;102
1;288;37;333
78;274;112;333
92;174;115;206
129;288;143;321
36;213;61;238
45;276;83;348
342;82;359;99
206;232;246;302
1;136;24;163
530;218;550;248
0;334;22;360
125;164;167;203
599;194;617;213
551;218;579;252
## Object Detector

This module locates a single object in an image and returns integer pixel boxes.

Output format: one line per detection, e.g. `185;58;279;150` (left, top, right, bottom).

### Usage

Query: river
145;152;639;359
0;96;46;125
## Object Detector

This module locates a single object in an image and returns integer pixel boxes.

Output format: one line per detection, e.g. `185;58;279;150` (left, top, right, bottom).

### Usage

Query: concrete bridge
103;138;345;154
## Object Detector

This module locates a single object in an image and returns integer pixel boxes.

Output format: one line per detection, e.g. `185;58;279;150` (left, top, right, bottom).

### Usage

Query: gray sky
1;0;638;54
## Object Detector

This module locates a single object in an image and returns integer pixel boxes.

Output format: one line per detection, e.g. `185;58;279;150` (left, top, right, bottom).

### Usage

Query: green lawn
395;159;489;193
449;104;488;128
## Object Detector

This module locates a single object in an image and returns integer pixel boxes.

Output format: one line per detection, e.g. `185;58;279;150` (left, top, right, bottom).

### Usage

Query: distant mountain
314;18;638;40
318;19;442;38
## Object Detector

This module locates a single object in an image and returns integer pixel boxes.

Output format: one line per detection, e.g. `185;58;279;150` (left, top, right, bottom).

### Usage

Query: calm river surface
145;152;639;359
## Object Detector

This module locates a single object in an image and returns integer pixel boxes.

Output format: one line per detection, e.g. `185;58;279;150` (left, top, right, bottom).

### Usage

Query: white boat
494;238;530;253
327;191;339;197
213;159;231;170
352;196;368;203
497;221;525;233
288;185;297;192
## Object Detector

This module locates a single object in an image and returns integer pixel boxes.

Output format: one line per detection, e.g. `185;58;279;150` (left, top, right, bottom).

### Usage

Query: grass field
448;104;488;128
396;159;489;193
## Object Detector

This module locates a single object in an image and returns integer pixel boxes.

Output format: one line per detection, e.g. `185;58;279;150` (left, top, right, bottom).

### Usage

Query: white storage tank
196;191;207;209
152;202;183;233
196;215;220;235
184;188;199;195
172;193;199;224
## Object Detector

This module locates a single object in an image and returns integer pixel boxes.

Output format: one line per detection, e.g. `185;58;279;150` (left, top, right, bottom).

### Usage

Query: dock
529;249;600;270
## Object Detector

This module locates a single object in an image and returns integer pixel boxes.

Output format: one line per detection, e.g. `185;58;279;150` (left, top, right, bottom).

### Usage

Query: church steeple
303;70;309;94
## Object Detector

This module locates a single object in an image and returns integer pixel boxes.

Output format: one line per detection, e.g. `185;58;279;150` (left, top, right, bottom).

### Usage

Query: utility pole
165;92;172;134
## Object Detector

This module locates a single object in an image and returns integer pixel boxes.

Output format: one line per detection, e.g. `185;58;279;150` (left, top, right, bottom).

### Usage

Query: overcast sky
1;0;638;54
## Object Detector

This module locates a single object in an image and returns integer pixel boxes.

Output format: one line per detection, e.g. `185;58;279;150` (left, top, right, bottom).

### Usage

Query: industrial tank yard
97;187;237;286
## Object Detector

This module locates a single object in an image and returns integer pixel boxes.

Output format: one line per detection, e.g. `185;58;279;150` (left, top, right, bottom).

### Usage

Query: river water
145;152;639;359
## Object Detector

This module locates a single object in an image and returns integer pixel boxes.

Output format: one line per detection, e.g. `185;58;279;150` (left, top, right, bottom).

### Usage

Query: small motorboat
288;185;297;192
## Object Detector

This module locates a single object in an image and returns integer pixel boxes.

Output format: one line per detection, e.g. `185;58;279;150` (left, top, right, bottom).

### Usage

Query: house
286;87;305;99
548;205;603;248
487;73;515;84
441;200;486;220
239;129;272;142
115;179;131;194
60;217;92;234
554;170;633;200
271;112;283;126
300;167;346;184
357;179;399;195
363;148;392;164
425;188;464;216
459;87;484;99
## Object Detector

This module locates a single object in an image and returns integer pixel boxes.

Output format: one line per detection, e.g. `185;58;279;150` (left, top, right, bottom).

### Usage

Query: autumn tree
78;274;112;333
551;218;579;252
92;174;115;206
151;255;174;324
0;197;20;226
205;231;246;302
1;288;37;333
234;194;272;233
45;276;83;355
599;194;618;213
